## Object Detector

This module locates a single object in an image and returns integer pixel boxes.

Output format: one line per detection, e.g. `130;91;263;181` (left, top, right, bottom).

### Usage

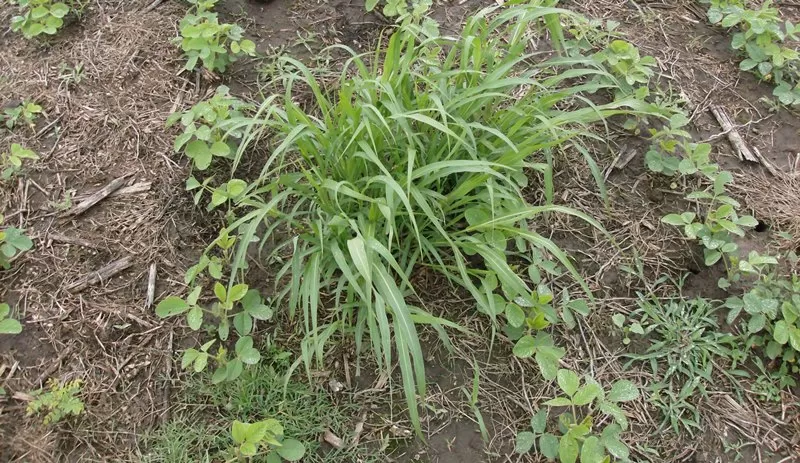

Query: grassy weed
141;361;382;463
209;3;670;431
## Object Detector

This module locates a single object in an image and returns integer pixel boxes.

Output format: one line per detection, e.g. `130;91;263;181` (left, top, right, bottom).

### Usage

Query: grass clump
141;360;382;463
621;289;748;435
218;2;667;430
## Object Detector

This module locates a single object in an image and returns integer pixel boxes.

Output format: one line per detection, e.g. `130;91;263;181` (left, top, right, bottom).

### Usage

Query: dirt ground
1;0;799;462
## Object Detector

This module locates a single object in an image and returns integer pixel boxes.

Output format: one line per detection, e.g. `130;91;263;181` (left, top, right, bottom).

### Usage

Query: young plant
705;0;800;105
515;369;640;462
230;419;305;461
503;284;589;378
623;293;747;434
10;0;76;39
365;0;431;22
27;378;84;425
58;62;85;89
215;3;671;433
167;85;251;171
157;280;271;384
662;169;757;268
725;252;800;384
0;303;23;334
156;230;272;383
1;214;34;270
3;100;42;130
176;0;256;73
564;18;621;55
1;144;39;180
593;39;656;96
644;114;717;178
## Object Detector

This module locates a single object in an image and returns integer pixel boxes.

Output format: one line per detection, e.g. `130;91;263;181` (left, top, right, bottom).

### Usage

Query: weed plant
141;361;384;463
212;4;668;431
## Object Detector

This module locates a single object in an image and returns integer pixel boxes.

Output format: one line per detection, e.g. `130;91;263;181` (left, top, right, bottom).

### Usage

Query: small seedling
594;39;656;95
49;188;74;212
156;229;272;383
725;252;800;382
502;284;587;379
10;0;76;39
230;419;306;461
515;369;640;462
166;85;251;171
3;101;42;130
27;378;84;425
1;214;34;270
365;0;431;21
58;62;85;88
0;303;23;334
176;0;256;73
705;0;800;106
1;144;39;181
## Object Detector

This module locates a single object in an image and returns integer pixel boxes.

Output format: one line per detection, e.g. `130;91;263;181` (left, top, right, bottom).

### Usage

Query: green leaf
515;431;536;454
239;347;261;365
226;358;244;381
210;141;231;157
240;442;258;457
536;346;564;381
3;228;33;251
185;140;212;170
748;313;766;334
275;438;306;461
247;420;269;443
512;335;536;358
232;420;248;444
739;58;758;71
600;424;628;459
540;433;559;459
31;6;49;19
0;318;23;334
662;214;689;226
506;303;525;327
567;299;590;316
50;3;70;18
211;364;228;384
214;282;226;302
531;408;548;434
186;176;201;190
704;250;722;266
186;306;203;330
233;312;252;336
572;383;602;406
790;329;800;351
736;216;758;228
607;380;639;402
559;434;580;463
774;320;789;344
228;283;249;302
239;39;256;55
543;397;573;406
581;436;606;463
155;296;190;318
611;314;625;328
181;349;198;369
226;178;247;197
557;369;580;397
247;303;273;321
193;352;208;372
599;401;628;430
